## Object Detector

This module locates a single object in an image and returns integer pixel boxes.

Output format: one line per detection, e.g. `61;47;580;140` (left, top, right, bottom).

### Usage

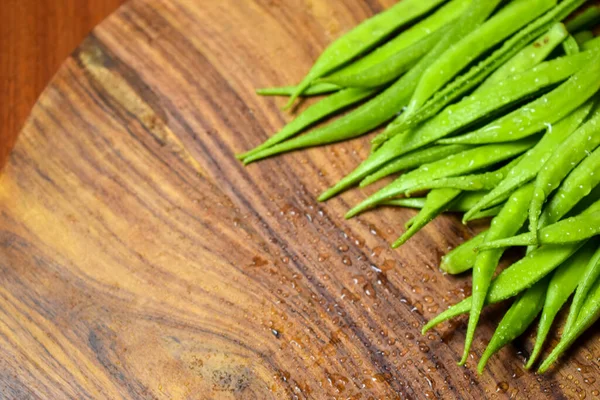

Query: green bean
582;36;600;51
525;241;597;369
477;277;548;374
467;204;505;221
320;25;447;89
562;35;581;55
566;5;600;33
573;31;595;46
424;199;600;333
246;31;455;164
473;23;568;95
256;83;340;97
422;242;584;333
320;144;470;201
392;188;462;248
345;138;538;219
383;190;499;215
330;50;593;197
562;246;600;336
371;47;594;165
284;0;447;108
404;155;524;195
440;231;487;275
460;101;593;221
529;101;600;234
538;270;600;373
239;87;377;161
323;0;472;83
376;0;590;146
478;211;600;249
460;183;534;365
438;51;600;145
403;0;555;119
540;146;600;228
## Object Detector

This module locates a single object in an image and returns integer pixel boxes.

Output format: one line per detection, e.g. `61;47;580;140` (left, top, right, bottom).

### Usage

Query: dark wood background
1;0;600;398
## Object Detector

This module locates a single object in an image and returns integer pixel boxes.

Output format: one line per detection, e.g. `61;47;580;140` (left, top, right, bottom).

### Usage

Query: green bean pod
461;184;534;365
440;231;487;275
392;188;462;248
323;0;472;86
366;49;594;181
285;0;447;108
404;155;523;195
256;83;341;97
525;241;597;369
423;199;600;333
562;246;600;336
583;36;600;51
345;138;538;219
461;101;593;221
479;211;600;248
422;242;584;333
562;35;581;55
473;23;568;94
319;51;592;198
438;50;600;145
240;87;377;161
320;144;470;201
573;31;595;46
375;0;589;147
477;277;548;374
566;5;600;33
540;146;600;228
403;0;555;119
320;26;446;89
538;270;600;373
529;101;600;234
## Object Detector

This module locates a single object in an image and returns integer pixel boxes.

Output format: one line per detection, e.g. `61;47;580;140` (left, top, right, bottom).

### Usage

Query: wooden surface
0;0;125;170
2;0;600;398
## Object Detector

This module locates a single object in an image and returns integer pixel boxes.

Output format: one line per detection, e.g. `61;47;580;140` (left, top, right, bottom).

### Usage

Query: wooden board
2;0;600;398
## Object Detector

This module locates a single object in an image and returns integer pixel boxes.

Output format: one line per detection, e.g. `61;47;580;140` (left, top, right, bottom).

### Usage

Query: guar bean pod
353;50;594;188
423;199;600;333
461;101;593;221
562;246;600;336
323;0;471;85
404;155;524;195
529;101;600;234
477;277;548;374
392;188;462;248
525;241;597;369
439;51;600;145
240;87;377;161
285;0;446;108
566;5;600;33
440;231;487;275
538;270;600;373
460;183;534;365
256;83;340;97
479;211;600;248
319;144;470;201
321;26;446;89
540;146;600;227
403;0;555;119
376;0;589;147
345;138;538;219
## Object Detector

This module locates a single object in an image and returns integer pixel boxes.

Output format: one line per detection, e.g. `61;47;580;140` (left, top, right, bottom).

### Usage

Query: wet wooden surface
2;0;600;398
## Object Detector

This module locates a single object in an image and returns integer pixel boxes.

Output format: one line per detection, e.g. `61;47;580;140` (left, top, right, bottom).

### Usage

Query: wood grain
0;0;125;170
2;0;600;398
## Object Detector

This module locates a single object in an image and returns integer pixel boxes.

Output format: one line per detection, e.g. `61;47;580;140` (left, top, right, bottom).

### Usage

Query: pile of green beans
239;0;600;374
